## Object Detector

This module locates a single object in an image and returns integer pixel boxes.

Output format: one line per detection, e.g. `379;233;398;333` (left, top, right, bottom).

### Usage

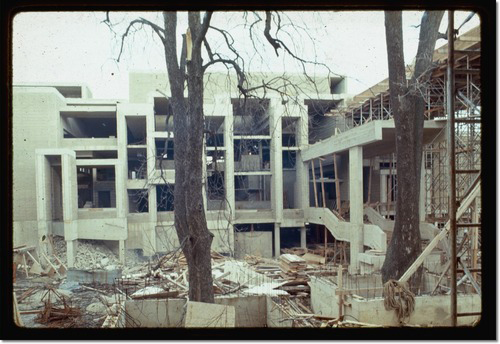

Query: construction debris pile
52;238;123;270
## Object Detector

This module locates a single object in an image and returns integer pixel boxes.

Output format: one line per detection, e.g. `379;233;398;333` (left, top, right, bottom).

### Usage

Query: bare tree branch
115;18;165;62
194;12;213;48
264;11;281;56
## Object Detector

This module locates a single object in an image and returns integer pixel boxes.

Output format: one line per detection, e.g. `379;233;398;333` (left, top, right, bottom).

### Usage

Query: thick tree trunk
163;11;214;303
381;11;444;291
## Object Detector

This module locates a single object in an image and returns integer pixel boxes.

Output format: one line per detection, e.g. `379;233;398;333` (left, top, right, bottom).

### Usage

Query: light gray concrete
234;231;273;259
349;146;364;274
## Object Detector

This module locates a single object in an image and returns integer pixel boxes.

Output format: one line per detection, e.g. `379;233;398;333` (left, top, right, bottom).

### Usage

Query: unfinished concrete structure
13;26;481;292
12;24;482;328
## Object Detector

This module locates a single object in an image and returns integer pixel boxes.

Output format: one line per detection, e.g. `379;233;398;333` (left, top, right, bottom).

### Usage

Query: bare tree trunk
381;11;444;290
163;11;214;303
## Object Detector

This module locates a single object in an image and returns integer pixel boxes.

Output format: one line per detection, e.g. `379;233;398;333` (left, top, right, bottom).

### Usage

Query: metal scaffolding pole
447;10;457;327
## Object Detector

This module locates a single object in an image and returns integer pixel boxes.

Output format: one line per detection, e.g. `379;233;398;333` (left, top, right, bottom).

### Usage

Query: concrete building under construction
12;25;481;327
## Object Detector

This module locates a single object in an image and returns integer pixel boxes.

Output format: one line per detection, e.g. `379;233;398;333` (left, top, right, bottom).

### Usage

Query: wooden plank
22;254;29;278
367;158;373;204
318;158;327;257
311;160;319;207
333;154;341;213
399;178;481;283
301;253;326;265
40;251;61;277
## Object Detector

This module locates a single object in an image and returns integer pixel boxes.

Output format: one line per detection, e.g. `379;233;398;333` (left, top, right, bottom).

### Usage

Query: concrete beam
301;121;382;161
75;159;118;166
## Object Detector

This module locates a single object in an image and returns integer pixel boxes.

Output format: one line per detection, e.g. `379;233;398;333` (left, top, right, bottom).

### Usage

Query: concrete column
35;153;51;256
202;139;208;212
119;240;126;264
270;98;283;222
61;152;78;267
380;172;387;215
92;168;97;207
295;104;309;211
223;103;235;214
419;153;426;222
349;146;363;274
227;223;235;257
274;223;281;257
146;186;157;256
66;239;78;268
300;227;307;248
146;105;156;182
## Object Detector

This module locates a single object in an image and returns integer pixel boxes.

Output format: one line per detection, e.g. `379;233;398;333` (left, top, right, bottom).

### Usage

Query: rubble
73;240;121;270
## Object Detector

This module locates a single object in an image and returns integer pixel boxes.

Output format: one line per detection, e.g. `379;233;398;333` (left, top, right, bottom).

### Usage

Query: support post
333;154;341;213
274;223;281;257
471;199;479;281
35;153;51;257
447;10;457;327
61;152;78;267
319;158;327;256
419;153;426;222
300;227;307;249
66;239;77;268
224;105;236;254
349;146;363;274
119;240;126;265
311;160;319;207
367;158;373;205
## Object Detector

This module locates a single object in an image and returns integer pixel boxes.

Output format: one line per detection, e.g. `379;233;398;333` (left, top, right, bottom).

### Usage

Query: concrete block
67;268;122;284
184;301;235;328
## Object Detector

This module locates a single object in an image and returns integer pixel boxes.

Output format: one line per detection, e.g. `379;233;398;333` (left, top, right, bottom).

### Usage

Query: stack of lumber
279;254;307;279
281;247;307;256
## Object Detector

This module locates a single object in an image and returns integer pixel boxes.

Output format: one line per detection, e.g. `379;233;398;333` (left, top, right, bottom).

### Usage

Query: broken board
184;301;235;328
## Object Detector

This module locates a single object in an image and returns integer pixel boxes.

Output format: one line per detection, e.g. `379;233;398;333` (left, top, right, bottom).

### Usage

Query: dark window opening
98;191;111;208
128;148;147;179
306;99;340;144
157;184;174;211
234;223;274;232
206;133;224;147
205;117;225;147
126;116;146;145
234;139;270;171
155;139;175;170
283;151;296;169
282;134;296;147
154;97;174;132
128;189;148;213
96;167;115;181
62;116;117;139
280;228;301;249
234;175;271;209
78;166;115;208
232;98;270;135
75;150;117;159
282;117;298;147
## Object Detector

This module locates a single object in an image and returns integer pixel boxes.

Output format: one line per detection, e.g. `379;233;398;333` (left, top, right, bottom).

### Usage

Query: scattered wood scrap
37;288;80;328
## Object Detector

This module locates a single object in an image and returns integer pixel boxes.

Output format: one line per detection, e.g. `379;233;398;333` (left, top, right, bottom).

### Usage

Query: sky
12;11;480;100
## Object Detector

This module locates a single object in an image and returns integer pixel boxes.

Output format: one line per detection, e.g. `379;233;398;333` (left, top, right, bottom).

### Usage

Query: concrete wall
349;294;481;326
125;299;185;328
234;231;273;259
266;296;294;327
13;88;65;244
310;275;481;326
124;295;267;327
